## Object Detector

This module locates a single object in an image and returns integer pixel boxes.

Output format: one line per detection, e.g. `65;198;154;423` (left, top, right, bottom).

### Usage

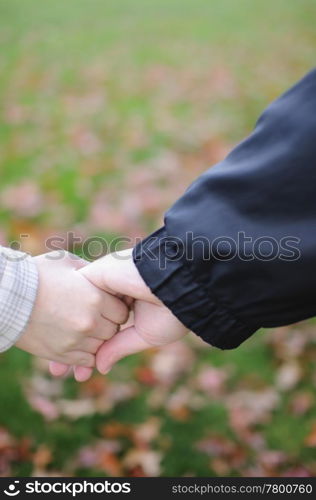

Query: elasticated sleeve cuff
133;227;255;349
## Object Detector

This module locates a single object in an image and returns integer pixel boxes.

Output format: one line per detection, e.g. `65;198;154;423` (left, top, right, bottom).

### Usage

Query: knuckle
63;337;78;351
116;304;129;324
69;353;87;366
78;355;94;367
89;292;102;308
69;317;83;332
76;316;98;333
102;325;118;340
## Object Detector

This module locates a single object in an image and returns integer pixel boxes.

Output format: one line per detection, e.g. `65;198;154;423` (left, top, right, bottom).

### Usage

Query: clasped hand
17;249;187;382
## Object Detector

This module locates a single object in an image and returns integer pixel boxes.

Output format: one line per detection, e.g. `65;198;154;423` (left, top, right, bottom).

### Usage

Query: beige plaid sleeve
0;247;38;352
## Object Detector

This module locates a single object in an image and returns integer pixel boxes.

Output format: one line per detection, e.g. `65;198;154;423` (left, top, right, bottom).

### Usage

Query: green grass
1;0;316;477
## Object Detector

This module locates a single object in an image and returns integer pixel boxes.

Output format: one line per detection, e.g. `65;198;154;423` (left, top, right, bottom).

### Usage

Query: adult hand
16;251;128;369
50;248;188;381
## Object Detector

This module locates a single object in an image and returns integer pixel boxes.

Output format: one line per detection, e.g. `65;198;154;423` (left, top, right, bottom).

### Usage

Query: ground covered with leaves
0;0;316;477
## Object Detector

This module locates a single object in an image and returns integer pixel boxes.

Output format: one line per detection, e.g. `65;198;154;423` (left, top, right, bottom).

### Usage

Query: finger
100;293;129;325
89;317;119;341
96;325;150;374
122;295;134;308
49;361;70;377
49;360;93;382
66;351;95;367
79;250;157;303
79;336;103;353
69;257;87;270
63;251;88;270
73;365;94;382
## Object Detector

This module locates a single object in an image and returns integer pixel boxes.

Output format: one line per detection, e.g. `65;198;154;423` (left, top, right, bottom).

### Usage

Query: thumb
96;325;151;374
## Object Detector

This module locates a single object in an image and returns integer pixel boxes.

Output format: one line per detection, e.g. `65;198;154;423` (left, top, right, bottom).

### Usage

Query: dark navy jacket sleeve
133;68;316;349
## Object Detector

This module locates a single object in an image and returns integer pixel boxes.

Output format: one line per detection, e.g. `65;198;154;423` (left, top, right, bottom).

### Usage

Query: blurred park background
1;0;316;477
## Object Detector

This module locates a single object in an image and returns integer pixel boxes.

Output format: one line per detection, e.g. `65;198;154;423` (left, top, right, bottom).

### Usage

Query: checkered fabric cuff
0;247;38;352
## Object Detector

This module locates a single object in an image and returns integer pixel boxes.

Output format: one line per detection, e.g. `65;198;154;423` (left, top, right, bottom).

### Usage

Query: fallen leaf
0;181;43;217
151;341;195;385
290;391;314;416
27;395;60;421
33;445;52;469
123;449;162;477
135;366;157;386
133;418;161;445
276;362;302;391
196;366;228;396
305;423;316;447
101;422;132;440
